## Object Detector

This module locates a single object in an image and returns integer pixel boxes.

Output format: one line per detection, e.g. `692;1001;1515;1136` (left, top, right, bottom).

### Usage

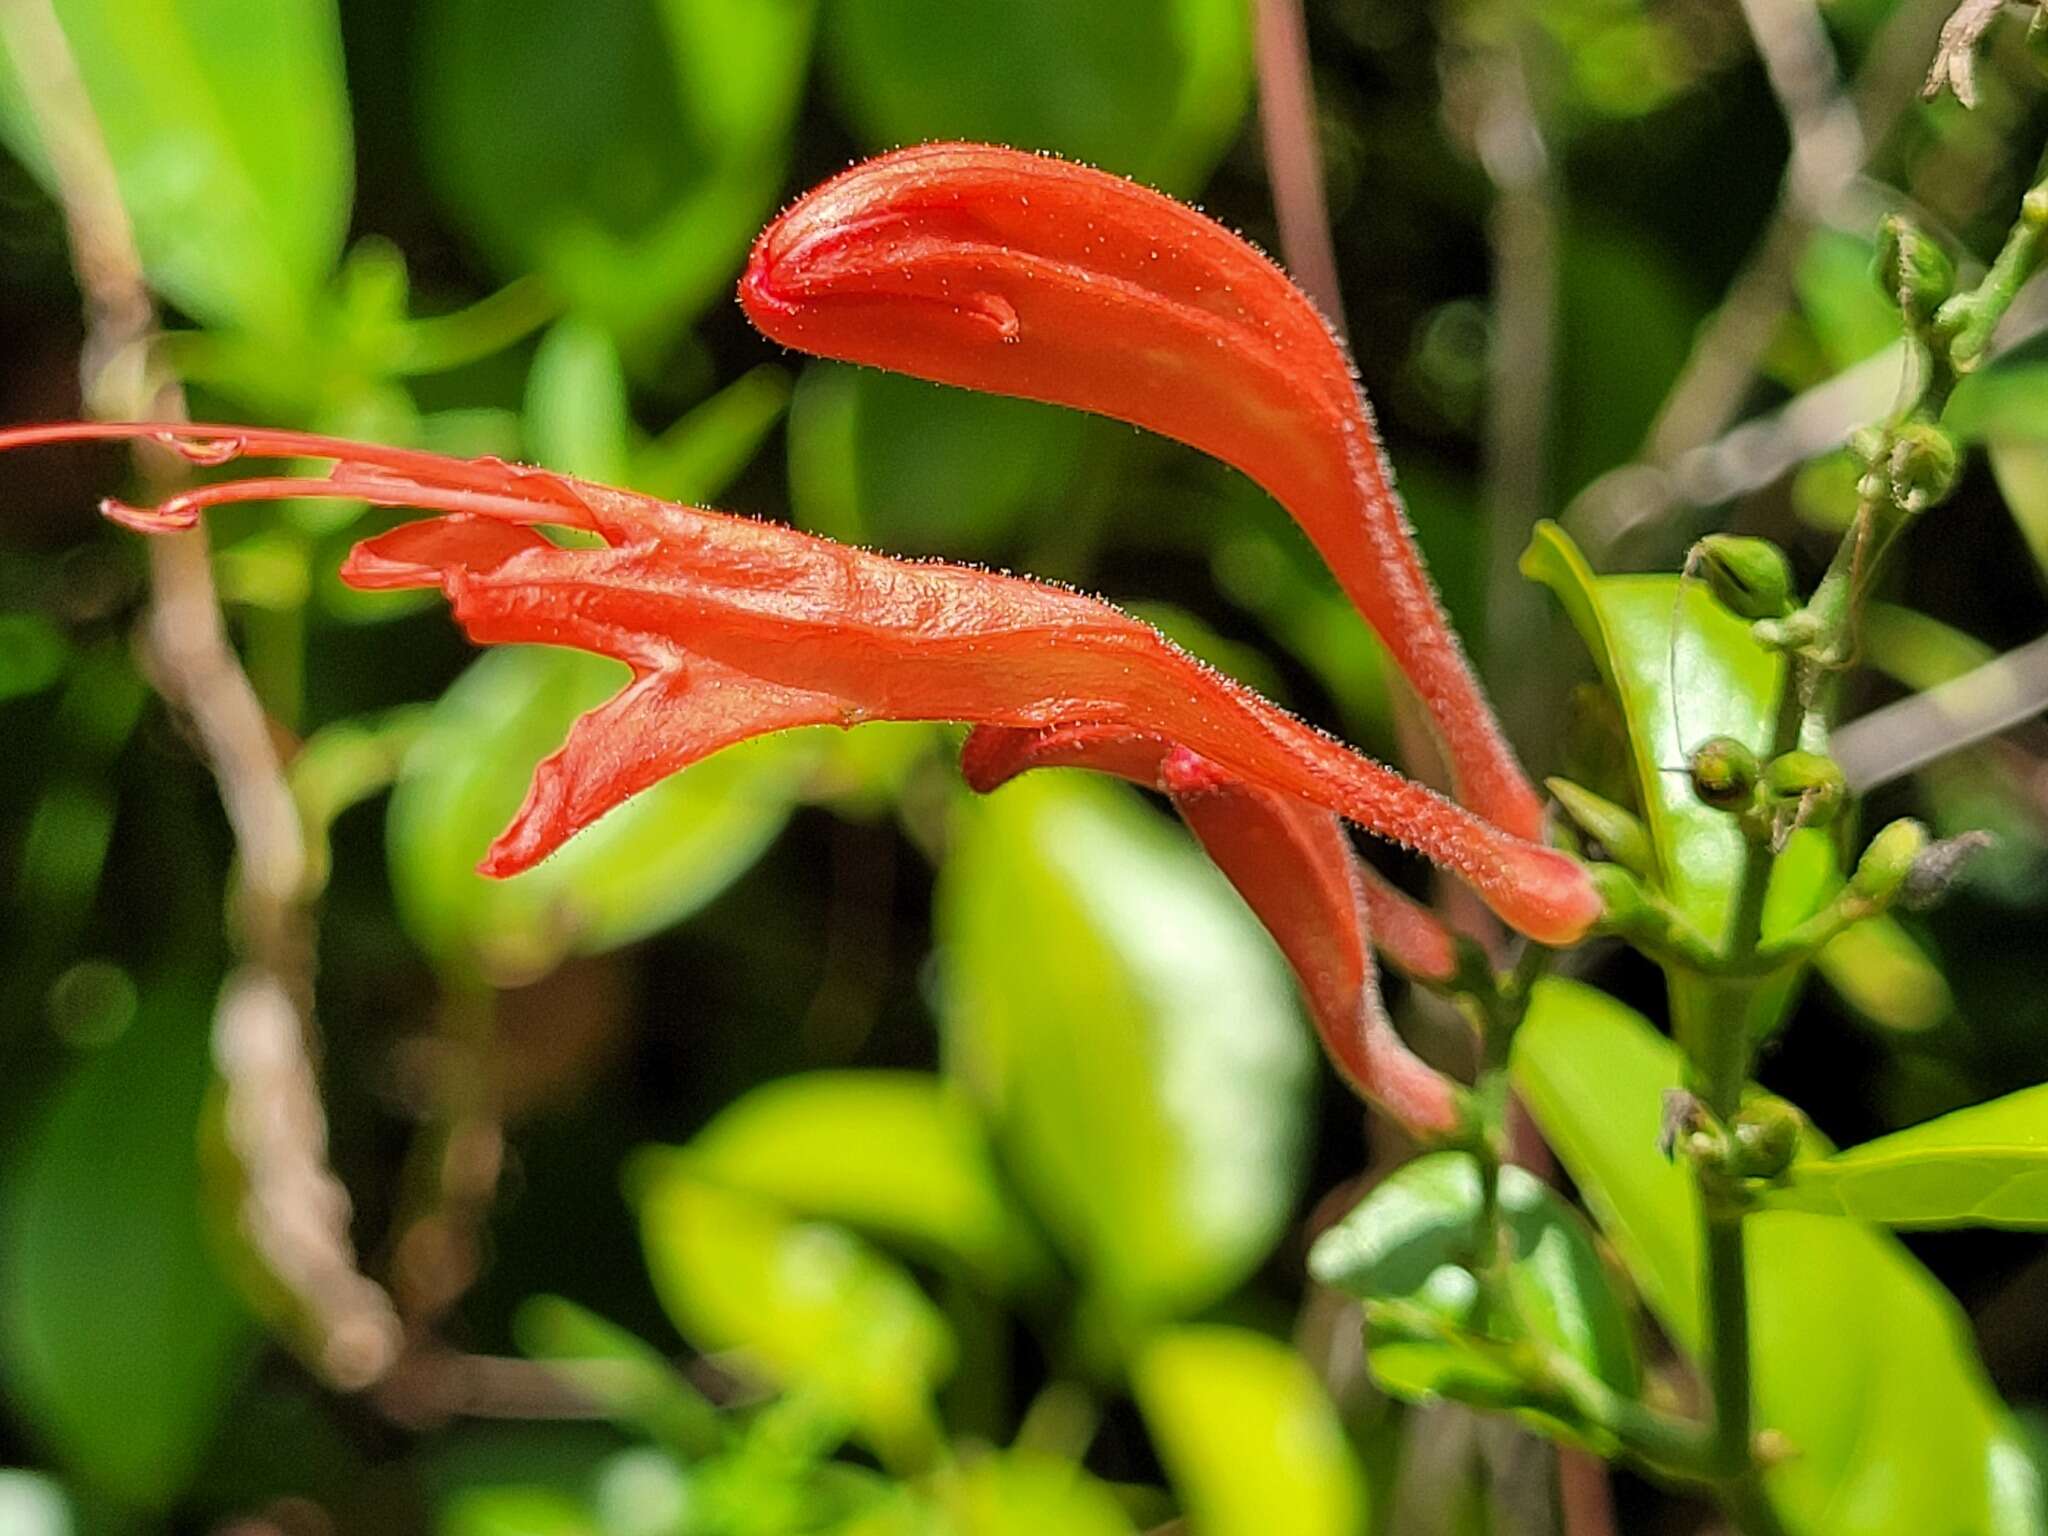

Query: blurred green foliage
1;0;2048;1532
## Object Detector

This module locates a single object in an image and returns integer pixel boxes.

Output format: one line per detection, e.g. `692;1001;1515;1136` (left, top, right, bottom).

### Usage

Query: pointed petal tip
99;496;198;533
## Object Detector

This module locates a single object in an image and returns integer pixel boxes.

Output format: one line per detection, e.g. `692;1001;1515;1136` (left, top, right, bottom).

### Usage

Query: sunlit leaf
0;0;351;336
1132;1325;1369;1536
388;646;815;983
680;1071;1050;1289
935;774;1312;1344
0;983;253;1507
1514;978;2039;1536
630;1163;952;1468
1309;1152;1636;1449
1523;521;1830;1043
441;1486;598;1536
1765;1084;2048;1227
1815;916;1953;1033
822;0;1251;193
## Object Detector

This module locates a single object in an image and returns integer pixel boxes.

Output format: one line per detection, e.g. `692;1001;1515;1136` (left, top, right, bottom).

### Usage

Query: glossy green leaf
1523;521;1831;1043
0;985;253;1507
515;1296;723;1457
0;0;350;336
1132;1325;1369;1536
1765;1084;2048;1227
935;774;1312;1340
823;0;1251;193
679;1071;1049;1288
419;0;813;341
787;364;1087;560
1309;1152;1637;1447
631;1163;952;1467
1514;978;2038;1536
388;646;814;983
525;317;632;485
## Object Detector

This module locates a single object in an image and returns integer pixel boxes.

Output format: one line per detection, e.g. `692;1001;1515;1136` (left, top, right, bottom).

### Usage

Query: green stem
1688;652;1806;1529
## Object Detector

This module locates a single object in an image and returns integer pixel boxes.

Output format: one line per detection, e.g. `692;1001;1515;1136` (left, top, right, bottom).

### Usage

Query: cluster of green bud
1873;215;1955;328
1850;421;1962;517
1688;737;1758;811
1763;750;1846;830
1659;1091;1805;1185
1695;535;1796;621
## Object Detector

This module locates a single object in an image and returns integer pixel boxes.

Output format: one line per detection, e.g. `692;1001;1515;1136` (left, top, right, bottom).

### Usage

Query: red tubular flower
0;421;1599;945
963;723;1463;1134
740;142;1546;841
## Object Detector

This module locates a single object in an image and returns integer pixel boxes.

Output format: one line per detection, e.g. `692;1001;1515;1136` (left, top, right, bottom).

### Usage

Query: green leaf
680;1071;1050;1288
441;1487;598;1536
515;1296;724;1457
1308;1152;1637;1447
387;646;814;983
1513;978;2038;1536
0;983;253;1507
935;774;1312;1341
0;0;351;336
0;614;69;704
787;364;1088;560
1764;1084;2048;1227
632;364;790;506
1814;915;1953;1033
941;1451;1140;1536
822;0;1251;193
630;1165;952;1468
1522;521;1831;1042
1984;441;2048;586
1131;1325;1370;1536
525;317;633;484
1795;229;1901;370
418;0;813;342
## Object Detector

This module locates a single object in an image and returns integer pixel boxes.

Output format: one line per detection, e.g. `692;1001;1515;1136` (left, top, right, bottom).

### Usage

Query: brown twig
1253;0;1347;338
1;0;401;1389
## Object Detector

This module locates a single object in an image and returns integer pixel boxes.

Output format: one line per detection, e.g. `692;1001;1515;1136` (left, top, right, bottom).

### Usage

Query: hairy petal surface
0;422;1598;944
741;143;1543;840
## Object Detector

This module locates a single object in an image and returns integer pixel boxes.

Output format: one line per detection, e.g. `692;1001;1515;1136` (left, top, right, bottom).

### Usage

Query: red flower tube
0;422;1599;945
962;722;1463;1134
740;143;1545;841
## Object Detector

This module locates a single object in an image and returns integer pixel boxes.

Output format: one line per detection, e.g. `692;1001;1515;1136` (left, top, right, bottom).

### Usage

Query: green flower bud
1547;777;1654;878
1689;736;1759;811
1730;1098;1805;1179
1850;818;1930;904
2029;6;2048;78
1695;535;1797;620
1873;215;1955;327
1764;750;1847;829
1586;860;1649;928
1886;422;1962;514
